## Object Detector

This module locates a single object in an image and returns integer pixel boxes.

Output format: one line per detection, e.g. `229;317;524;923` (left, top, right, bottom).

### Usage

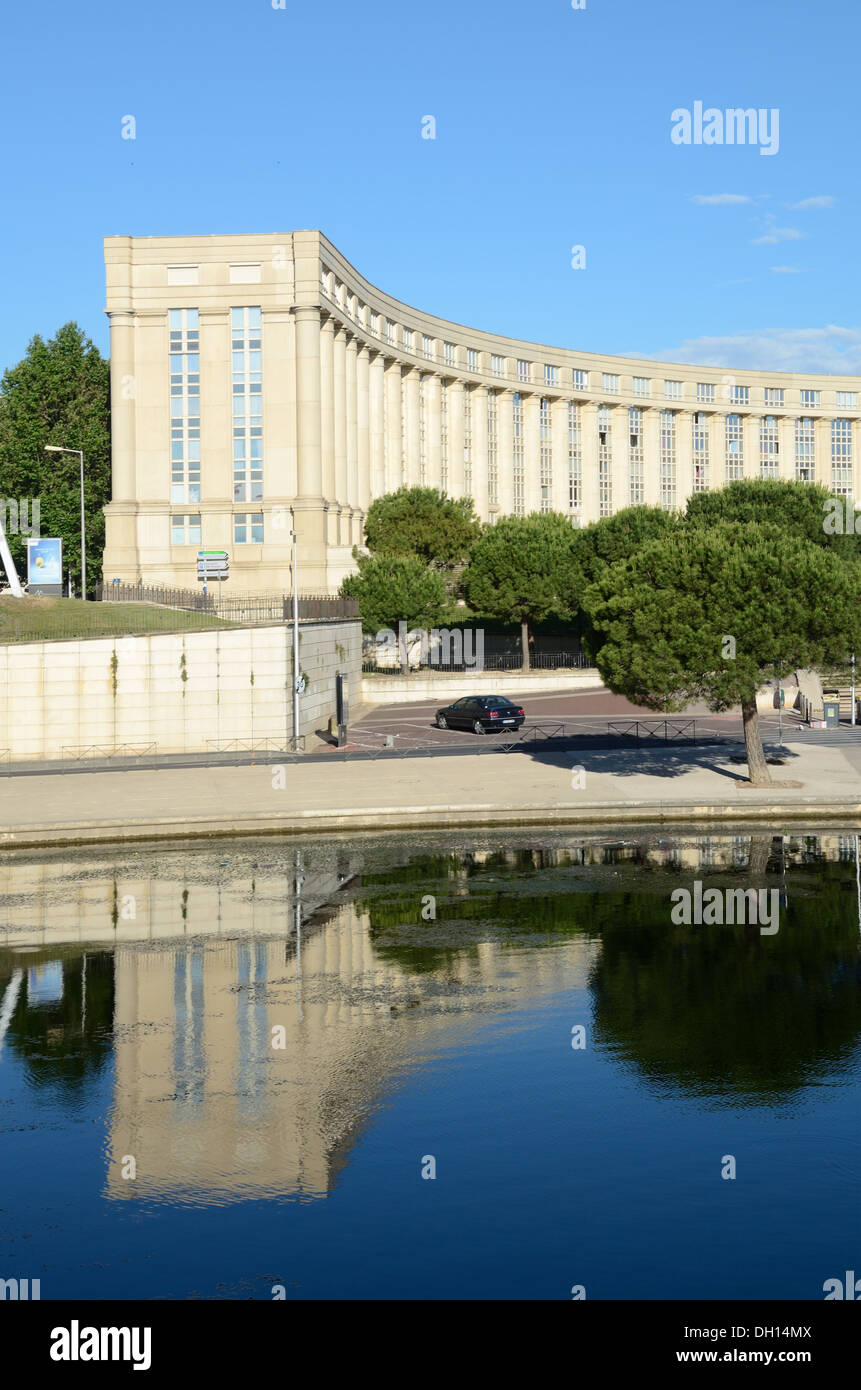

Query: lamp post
45;446;85;597
290;513;300;747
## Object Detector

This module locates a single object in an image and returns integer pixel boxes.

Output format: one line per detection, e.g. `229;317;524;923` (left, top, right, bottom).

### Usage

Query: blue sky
1;0;859;375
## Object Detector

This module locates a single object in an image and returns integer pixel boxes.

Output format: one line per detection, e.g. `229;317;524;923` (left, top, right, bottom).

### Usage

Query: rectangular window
544;364;559;387
518;360;531;383
725;413;743;480
730;385;750;406
837;391;858;409
598;404;612;516
832;418;852;496
660;409;676;509
602;373;619;394
403;328;414;353
422;334;433;360
229;263;261;284
568;401;582;511
463;386;473;496
491;354;504;378
765;387;784;407
664;380;682;400
487;392;499;506
385;320;396;346
572;369;588;391
795;417;815;482
801;389;820;409
440;382;448;491
633;376;650;397
760;415;779;478
234;512;264;544
629;407;644;505
467;348;479;372
697;382;715;403
419;376;428;485
693;411;710;492
369;312;379;336
171;514;201;546
539;397;552;512
231;306;263;504
444;342;455;367
169;308;201;505
513;392;525;515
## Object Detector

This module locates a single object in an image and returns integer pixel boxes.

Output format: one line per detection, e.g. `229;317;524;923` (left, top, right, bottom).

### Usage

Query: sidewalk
1;739;861;848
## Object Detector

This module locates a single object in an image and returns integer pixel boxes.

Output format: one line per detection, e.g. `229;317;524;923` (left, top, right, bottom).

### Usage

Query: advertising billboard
27;537;63;595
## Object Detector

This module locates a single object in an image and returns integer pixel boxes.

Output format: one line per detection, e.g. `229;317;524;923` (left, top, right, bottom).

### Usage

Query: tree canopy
584;519;861;784
363;486;481;569
462;511;580;667
340;549;450;634
686;477;859;559
0;323;110;594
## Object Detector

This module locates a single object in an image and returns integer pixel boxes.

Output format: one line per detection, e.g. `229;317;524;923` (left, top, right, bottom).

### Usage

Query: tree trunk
741;697;771;786
520;621;531;672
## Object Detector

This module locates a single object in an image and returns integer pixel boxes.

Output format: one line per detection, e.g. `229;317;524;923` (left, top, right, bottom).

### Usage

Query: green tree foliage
340;550;449;634
686;477;858;557
584;520;861;784
572;505;680;586
0;323;110;595
461;511;581;668
363;486;481;569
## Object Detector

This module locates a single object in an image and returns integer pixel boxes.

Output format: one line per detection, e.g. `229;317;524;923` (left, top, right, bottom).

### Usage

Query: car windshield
485;697;514;707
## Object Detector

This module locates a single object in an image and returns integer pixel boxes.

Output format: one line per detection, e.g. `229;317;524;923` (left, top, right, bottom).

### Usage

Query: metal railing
362;651;591;674
606;719;697;742
96;583;359;623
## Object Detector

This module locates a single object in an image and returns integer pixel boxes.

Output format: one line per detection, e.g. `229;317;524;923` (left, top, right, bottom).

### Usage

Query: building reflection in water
1;830;860;1207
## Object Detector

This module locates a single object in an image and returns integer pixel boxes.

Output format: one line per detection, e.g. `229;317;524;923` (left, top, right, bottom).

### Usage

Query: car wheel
472;719;484;735
437;714;448;729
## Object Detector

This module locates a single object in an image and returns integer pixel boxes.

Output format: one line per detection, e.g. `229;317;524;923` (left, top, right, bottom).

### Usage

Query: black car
435;695;525;734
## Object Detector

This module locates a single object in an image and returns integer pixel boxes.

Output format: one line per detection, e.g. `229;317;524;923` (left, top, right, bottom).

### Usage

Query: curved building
103;231;859;593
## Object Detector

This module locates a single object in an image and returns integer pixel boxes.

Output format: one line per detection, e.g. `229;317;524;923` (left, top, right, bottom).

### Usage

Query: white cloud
788;196;836;210
690;193;753;206
770;265;803;274
751;227;805;245
639;325;861;373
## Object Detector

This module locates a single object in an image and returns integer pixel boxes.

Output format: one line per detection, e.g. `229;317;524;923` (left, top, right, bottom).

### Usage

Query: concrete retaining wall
360;669;601;704
0;621;361;761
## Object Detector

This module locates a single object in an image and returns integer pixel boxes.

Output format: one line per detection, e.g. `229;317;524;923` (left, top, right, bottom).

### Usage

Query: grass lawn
0;596;232;643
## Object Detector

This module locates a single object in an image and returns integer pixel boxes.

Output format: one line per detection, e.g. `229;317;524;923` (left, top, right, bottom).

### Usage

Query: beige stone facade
104;230;861;595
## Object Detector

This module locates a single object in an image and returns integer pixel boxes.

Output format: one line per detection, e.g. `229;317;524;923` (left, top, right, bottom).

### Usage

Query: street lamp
45;446;86;597
290;512;300;747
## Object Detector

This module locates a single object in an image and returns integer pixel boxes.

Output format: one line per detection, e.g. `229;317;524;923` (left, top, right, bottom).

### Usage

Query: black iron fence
362;650;592;674
96;583;359;623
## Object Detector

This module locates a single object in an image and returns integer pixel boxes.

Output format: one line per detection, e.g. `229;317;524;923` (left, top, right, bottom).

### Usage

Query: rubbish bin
822;697;840;728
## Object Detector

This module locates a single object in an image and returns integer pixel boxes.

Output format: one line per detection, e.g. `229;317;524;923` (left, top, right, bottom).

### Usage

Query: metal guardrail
606;719;697;742
60;744;158;760
206;738;306;754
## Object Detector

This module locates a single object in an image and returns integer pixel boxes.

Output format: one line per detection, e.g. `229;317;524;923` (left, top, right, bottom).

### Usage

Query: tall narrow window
628;407;643;504
725;413;743;481
539;397;552;512
660;410;676;510
598;404;612;516
693;411;710;491
487;392;499;506
568;402;582;510
419;376;428;485
760;415;779;478
832;417;852;495
231;307;263;504
513;392;525;515
440;382;449;491
463;387;473;497
169;308;200;504
795;417;815;482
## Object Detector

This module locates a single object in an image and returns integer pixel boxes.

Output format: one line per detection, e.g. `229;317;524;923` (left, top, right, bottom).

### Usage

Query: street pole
852;651;856;727
775;659;782;750
291;519;300;747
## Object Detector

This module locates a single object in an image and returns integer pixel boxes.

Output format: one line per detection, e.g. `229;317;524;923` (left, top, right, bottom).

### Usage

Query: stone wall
0;620;361;761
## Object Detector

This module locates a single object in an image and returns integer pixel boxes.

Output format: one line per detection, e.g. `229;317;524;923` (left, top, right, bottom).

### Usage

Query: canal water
1;829;859;1300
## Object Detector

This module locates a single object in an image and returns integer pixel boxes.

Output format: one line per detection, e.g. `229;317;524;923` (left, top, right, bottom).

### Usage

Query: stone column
109;311;137;501
369;352;386;499
356;345;371;519
426;373;442;490
403;368;421;487
743;414;760;480
346;334;359;540
675;409;693;507
447;380;465;498
642;407;661;507
320;316;336;543
610;404;629;512
551;399;570;513
779;415;796;482
292;305;327;589
333;325;348;527
580;402;601;522
813;416;829;488
498;389;515;516
471;385;489;519
523;393;541;513
384;360;403;492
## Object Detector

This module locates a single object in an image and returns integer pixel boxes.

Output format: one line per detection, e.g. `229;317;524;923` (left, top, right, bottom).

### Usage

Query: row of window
172;513;263;546
320;269;852;408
